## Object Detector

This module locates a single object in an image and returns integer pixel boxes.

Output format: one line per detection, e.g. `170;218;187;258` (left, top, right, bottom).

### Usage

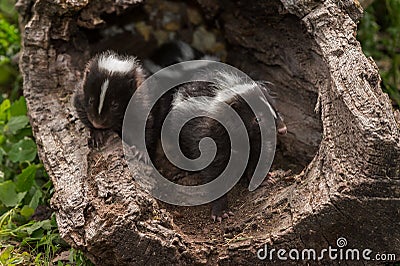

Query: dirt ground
157;148;304;250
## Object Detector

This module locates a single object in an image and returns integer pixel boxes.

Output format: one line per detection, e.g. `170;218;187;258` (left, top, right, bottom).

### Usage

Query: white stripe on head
98;52;136;74
98;79;109;114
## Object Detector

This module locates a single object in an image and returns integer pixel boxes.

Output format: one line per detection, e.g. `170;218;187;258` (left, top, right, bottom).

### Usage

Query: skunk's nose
275;118;287;135
91;121;108;129
277;125;287;135
89;117;108;129
87;113;109;129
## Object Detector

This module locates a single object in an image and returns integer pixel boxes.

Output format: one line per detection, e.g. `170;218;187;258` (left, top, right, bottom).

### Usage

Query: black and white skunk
74;51;146;147
143;40;218;74
147;71;287;222
74;47;287;222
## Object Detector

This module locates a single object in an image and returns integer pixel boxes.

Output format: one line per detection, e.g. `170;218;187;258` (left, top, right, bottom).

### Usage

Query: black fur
150;41;203;66
74;51;145;147
146;77;287;221
74;48;287;221
144;40;215;74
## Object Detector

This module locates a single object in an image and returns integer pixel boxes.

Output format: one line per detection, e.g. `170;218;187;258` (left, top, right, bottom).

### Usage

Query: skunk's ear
256;81;278;104
129;78;138;93
227;98;239;109
132;66;146;88
256;81;277;94
85;54;100;73
256;81;288;135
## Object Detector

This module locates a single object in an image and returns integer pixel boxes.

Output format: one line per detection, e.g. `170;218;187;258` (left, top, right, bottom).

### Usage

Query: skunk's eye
254;117;260;124
88;97;94;105
111;101;119;110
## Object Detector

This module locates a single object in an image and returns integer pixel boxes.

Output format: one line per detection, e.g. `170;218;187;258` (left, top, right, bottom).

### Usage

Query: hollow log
17;0;400;264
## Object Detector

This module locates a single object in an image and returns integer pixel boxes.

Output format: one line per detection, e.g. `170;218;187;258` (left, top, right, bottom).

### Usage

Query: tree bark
17;0;400;265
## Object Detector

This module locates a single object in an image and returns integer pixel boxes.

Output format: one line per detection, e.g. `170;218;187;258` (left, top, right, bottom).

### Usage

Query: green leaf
0;180;18;207
5;115;29;134
50;213;58;227
31;228;44;238
41;219;51;230
26;220;52;235
8;138;37;163
0;246;12;263
34;253;42;263
17;192;26;204
0;147;5;162
0;18;20;60
10;257;25;264
29;189;42;210
0;99;10;122
15;164;37;192
26;221;44;235
0;0;19;20
10;97;27;117
12;127;33;140
20;205;35;218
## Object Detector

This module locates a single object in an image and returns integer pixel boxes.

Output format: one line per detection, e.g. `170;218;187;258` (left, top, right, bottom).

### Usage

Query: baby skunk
148;72;287;222
143;40;217;74
74;51;146;147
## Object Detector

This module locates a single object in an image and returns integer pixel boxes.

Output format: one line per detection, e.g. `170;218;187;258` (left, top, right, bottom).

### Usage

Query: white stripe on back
171;71;278;122
98;79;109;114
259;95;277;119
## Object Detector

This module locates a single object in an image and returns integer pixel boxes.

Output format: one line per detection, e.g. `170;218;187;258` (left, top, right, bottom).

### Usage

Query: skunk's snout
91;120;108;129
87;113;110;129
276;118;287;135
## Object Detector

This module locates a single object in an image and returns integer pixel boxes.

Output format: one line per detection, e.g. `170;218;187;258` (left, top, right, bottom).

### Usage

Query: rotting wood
17;0;400;264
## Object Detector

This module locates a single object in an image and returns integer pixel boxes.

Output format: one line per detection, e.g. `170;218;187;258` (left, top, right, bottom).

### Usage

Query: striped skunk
74;51;146;147
74;48;287;222
143;40;218;74
147;71;287;222
75;42;210;147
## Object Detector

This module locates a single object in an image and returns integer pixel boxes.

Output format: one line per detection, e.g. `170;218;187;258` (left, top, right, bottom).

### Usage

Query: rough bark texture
17;0;400;265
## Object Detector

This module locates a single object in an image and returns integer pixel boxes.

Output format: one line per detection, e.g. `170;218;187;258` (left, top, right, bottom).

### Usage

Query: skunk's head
208;73;287;136
233;82;287;137
82;51;145;130
220;84;276;140
255;81;287;135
